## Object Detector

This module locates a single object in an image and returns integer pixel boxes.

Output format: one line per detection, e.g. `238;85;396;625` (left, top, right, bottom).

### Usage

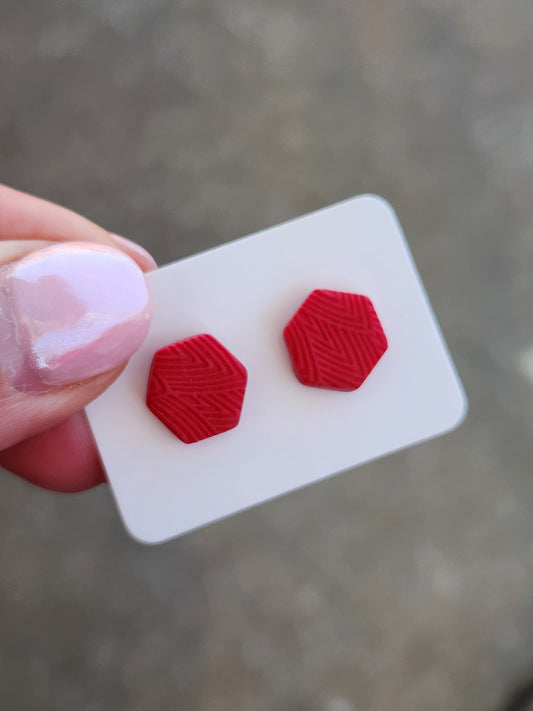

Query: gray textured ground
1;1;533;710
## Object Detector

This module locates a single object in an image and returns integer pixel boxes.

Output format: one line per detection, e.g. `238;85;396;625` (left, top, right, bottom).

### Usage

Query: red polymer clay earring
146;334;247;443
283;289;388;391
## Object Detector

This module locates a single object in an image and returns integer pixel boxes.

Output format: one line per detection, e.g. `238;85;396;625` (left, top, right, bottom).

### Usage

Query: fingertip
0;411;106;493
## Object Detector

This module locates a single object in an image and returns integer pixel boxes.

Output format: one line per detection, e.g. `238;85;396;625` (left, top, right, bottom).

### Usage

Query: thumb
0;240;152;450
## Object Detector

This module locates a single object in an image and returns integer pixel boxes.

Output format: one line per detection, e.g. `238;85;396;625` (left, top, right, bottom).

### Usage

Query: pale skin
0;184;156;492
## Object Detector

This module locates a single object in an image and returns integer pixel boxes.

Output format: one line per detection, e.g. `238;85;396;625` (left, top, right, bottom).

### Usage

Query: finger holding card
0;185;155;491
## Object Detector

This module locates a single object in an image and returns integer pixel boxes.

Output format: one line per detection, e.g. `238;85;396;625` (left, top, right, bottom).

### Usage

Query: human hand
0;184;155;492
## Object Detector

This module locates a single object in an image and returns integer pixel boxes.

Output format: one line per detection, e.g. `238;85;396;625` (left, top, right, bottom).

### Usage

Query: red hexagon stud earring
283;289;388;391
146;334;247;443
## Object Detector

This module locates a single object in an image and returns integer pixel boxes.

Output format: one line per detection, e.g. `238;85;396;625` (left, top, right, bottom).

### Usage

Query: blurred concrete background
1;1;533;709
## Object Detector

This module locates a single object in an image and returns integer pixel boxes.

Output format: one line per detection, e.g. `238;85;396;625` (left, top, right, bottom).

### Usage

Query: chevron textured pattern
146;334;247;443
284;290;388;391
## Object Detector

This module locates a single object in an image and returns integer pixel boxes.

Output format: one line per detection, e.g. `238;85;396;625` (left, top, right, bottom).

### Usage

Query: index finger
0;184;114;245
0;184;157;272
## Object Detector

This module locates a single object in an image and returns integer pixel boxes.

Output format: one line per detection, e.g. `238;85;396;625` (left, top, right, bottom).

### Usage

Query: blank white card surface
86;196;467;544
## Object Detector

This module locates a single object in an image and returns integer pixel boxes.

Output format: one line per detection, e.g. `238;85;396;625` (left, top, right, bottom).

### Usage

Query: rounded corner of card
118;510;170;546
443;382;469;434
354;193;397;219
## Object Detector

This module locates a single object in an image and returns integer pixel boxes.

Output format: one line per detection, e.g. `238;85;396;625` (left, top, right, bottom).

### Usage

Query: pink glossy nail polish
109;233;158;272
0;243;153;392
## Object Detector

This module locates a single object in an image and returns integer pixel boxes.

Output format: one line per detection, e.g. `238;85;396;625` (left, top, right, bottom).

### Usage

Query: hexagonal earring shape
146;334;247;443
283;289;388;391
